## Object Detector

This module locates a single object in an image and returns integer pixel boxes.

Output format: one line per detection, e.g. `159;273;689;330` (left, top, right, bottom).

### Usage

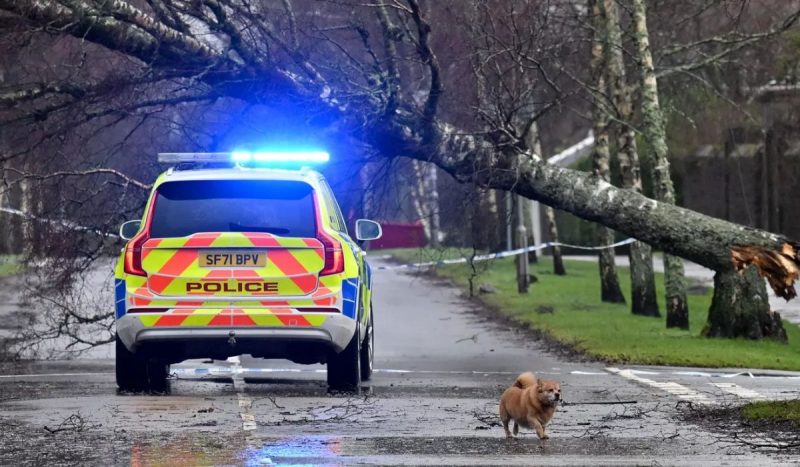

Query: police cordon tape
373;238;637;270
0;205;636;267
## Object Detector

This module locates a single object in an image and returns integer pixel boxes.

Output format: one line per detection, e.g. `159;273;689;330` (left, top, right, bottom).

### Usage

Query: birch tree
590;0;624;303
630;0;689;328
526;120;566;276
603;0;660;317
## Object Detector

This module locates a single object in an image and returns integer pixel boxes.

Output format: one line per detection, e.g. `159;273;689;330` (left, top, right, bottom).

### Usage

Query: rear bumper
116;313;356;360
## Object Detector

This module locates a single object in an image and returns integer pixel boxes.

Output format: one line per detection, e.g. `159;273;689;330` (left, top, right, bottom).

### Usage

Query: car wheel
146;359;170;393
327;321;361;391
116;333;147;392
360;309;374;381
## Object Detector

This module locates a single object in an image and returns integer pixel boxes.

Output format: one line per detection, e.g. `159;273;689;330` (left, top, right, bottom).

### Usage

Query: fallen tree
1;0;798;341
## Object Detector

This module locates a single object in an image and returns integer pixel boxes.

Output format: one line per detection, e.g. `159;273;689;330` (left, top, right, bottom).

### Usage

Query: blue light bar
231;150;330;164
158;151;330;165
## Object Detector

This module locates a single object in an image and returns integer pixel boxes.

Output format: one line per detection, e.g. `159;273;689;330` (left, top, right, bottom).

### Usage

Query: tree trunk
526;113;565;276
631;0;690;328
19;165;34;257
544;206;566;276
515;195;529;293
704;266;787;342
591;0;625;304
603;0;659;316
425;164;441;247
410;160;439;246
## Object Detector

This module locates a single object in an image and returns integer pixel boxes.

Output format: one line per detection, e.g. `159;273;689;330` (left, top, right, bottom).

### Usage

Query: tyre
146;359;170;393
327;321;361;391
116;333;147;392
360;309;374;381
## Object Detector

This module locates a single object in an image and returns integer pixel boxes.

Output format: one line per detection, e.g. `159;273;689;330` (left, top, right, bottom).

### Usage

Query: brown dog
499;372;561;439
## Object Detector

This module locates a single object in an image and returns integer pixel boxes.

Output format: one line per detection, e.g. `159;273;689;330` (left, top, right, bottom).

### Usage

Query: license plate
199;250;267;268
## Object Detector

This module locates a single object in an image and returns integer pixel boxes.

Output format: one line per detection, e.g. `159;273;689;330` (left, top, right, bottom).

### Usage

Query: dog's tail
513;372;538;389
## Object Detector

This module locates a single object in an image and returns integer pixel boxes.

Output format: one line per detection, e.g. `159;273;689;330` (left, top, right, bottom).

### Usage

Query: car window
320;181;348;234
150;180;316;238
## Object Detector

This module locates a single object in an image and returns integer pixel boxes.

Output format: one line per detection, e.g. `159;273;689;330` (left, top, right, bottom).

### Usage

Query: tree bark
631;0;690;328
603;0;659;316
544;206;566;276
527;117;565;276
591;0;625;304
704;266;787;342
410;160;437;246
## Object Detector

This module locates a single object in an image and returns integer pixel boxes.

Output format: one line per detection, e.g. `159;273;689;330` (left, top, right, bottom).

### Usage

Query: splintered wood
731;243;800;300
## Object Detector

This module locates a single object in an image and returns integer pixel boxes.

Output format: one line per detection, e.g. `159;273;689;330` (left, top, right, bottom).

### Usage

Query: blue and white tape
374;238;637;270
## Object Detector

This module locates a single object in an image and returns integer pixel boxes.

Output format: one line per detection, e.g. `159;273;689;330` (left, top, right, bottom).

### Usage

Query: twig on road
456;334;479;343
43;413;100;434
473;408;502;428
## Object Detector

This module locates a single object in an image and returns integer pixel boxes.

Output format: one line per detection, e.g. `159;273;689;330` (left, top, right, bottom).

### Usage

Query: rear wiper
228;223;290;235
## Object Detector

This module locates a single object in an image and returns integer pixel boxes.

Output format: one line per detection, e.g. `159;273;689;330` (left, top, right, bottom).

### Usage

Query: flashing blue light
231;150;329;164
231;151;253;162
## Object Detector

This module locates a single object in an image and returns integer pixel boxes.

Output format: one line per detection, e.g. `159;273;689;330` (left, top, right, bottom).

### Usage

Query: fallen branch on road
43;413;100;434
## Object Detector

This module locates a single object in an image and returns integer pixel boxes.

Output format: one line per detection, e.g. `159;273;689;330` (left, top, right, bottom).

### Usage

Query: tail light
124;198;155;277
313;193;344;276
124;228;149;276
318;229;344;276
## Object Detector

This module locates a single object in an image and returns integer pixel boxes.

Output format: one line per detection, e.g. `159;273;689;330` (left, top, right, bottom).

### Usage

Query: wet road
0;260;798;465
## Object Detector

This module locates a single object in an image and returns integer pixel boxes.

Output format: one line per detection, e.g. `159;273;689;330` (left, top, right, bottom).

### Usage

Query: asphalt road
0;259;798;465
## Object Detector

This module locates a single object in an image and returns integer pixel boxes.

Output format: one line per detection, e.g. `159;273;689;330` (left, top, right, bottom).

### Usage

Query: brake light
124;197;155;277
124;229;149;276
318;229;344;276
313;193;344;276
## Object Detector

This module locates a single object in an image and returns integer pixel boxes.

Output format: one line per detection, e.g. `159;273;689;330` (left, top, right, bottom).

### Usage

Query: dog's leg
529;416;549;440
512;421;519;436
500;403;512;438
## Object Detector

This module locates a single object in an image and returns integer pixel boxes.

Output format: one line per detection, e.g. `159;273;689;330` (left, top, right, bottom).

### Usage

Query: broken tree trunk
591;0;625;304
631;0;690;329
603;0;659;316
705;266;787;342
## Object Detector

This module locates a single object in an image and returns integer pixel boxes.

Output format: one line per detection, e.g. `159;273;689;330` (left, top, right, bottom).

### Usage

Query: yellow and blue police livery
114;151;381;391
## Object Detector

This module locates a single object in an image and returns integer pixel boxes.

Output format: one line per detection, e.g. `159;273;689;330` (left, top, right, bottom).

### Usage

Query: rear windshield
149;180;316;238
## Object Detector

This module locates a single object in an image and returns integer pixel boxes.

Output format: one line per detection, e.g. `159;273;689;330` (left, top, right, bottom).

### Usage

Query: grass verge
0;255;20;278
742;400;800;425
380;247;800;371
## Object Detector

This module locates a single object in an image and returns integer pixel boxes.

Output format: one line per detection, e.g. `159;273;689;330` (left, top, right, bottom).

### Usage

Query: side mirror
119;220;141;241
355;219;382;241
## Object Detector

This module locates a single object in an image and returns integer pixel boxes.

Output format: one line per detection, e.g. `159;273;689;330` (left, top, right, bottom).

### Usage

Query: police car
115;151;381;391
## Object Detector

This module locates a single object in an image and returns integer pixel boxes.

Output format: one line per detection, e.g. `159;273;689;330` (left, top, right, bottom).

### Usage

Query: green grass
0;255;20;277
742;400;800;425
381;247;800;371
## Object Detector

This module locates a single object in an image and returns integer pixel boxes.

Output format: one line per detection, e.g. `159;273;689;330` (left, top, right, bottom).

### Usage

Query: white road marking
607;367;717;405
710;382;767;401
0;372;110;379
227;356;257;432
